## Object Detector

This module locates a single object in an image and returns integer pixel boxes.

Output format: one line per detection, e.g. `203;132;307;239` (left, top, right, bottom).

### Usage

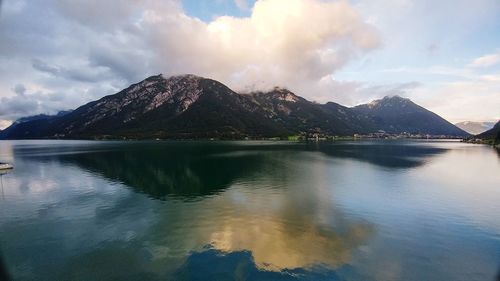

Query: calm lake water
0;140;499;281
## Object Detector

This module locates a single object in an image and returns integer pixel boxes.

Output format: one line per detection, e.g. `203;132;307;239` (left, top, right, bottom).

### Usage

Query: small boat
0;163;13;170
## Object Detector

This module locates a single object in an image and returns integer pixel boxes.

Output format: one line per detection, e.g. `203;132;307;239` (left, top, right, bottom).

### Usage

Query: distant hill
0;74;468;140
0;111;72;139
353;96;469;136
454;121;495;135
476;121;500;144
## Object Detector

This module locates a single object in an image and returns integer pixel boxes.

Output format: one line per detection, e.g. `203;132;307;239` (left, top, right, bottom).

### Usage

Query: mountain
248;88;374;135
353;96;469;136
476;121;500;143
36;75;290;139
454;121;495;135
0;74;468;140
0;75;292;139
0;111;72;139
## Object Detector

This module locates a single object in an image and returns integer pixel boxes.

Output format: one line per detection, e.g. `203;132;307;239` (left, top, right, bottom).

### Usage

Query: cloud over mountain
0;0;380;126
146;0;380;89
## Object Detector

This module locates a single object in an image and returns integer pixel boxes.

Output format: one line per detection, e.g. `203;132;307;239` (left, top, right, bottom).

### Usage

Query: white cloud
469;51;500;68
145;0;380;92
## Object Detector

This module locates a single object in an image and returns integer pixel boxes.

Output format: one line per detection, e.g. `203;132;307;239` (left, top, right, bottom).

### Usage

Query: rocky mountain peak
381;95;411;103
119;74;206;113
365;95;412;109
63;74;209;130
255;87;301;103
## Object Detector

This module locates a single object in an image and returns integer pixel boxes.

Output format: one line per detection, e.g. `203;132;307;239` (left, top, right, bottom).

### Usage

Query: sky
0;0;499;129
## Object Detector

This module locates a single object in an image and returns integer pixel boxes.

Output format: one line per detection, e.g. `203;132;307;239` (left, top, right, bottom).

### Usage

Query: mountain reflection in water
16;141;447;199
47;142;377;269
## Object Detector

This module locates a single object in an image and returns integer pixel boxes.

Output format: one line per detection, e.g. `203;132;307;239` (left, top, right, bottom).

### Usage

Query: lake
0;140;499;281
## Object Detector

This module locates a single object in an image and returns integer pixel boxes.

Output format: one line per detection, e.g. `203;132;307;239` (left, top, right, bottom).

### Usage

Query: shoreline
0;137;467;143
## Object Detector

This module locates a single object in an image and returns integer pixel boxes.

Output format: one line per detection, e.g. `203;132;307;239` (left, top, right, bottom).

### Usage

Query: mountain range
454;121;496;135
0;74;469;140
